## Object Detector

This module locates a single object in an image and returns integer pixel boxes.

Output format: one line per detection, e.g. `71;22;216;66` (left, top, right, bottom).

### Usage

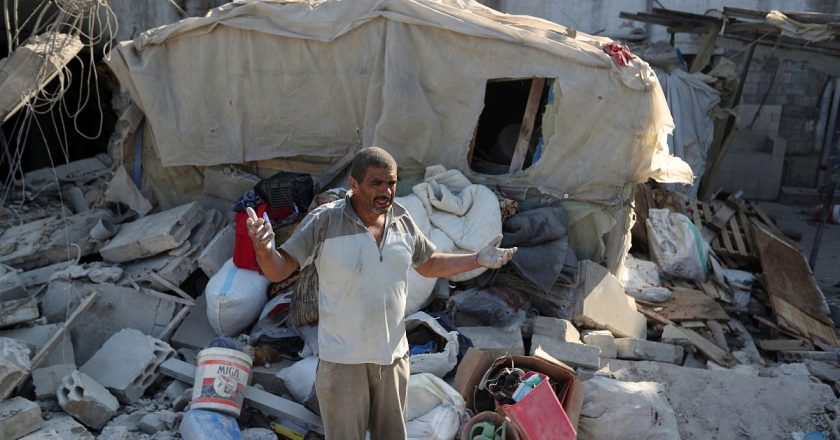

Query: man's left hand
476;234;517;269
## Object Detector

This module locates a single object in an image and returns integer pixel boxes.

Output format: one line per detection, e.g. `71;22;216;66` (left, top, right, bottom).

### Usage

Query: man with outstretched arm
247;146;516;440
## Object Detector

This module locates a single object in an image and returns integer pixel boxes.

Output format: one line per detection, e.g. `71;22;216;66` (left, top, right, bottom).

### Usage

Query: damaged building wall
496;0;840;194
496;0;840;42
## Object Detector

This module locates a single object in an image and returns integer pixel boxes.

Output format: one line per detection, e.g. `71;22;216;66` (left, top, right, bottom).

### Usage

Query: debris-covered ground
1;159;839;439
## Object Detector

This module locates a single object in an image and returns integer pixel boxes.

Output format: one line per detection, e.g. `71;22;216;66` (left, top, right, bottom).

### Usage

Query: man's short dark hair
350;146;397;181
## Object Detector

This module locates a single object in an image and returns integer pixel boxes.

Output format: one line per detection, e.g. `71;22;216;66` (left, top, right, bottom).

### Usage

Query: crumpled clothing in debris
500;205;577;294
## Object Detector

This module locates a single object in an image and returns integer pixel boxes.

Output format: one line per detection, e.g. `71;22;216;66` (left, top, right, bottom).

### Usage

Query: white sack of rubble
405;373;468;440
578;376;680;440
405;312;459;378
277;356;318;404
205;258;269;336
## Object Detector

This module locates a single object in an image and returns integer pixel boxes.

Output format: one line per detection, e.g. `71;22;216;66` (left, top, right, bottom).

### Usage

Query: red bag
233;203;269;272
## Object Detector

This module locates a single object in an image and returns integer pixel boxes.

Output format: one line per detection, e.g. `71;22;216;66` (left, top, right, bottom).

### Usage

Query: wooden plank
757;339;814;352
752;220;837;347
752;314;807;339
689;22;722;73
509;78;546;173
656;287;731;321
638;307;736;367
728;215;747;256
0;297;39;328
772;297;838;348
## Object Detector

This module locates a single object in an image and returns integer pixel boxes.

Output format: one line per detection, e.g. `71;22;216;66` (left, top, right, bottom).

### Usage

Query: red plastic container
498;372;576;440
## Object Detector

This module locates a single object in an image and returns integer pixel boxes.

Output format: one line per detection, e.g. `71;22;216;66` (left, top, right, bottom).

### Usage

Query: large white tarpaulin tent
107;0;690;199
106;0;693;261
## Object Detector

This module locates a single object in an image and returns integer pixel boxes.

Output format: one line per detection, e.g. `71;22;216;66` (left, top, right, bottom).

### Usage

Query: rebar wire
0;0;119;205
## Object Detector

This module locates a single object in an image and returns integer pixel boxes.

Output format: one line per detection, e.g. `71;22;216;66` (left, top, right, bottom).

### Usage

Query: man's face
350;165;397;215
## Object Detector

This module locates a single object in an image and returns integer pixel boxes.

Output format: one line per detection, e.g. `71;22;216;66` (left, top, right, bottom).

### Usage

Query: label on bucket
192;353;252;416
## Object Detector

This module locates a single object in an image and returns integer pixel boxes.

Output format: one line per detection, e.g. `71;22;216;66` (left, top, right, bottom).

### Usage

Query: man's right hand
246;207;274;251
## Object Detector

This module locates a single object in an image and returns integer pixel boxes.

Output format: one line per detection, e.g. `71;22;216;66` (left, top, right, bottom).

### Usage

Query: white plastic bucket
191;347;253;417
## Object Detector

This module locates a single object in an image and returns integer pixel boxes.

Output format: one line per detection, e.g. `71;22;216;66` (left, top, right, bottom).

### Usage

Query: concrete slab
806;360;840;384
42;280;176;365
138;410;177;434
573;261;647;339
530;334;600;369
0;397;42;440
615;338;685;364
100;202;202;263
0;337;31;400
22;155;108;193
1;33;84;122
27;415;93;440
0;323;75;367
533;316;580;343
0;297;39;328
124;209;224;290
660;324;692;347
601;359;836;440
170;294;216;350
581;330;618;359
0;269;27;302
18;262;72;288
457;326;524;358
32;363;76;399
198;224;234;278
80;329;175;404
104;166;152;216
57;370;119;430
0;209;113;270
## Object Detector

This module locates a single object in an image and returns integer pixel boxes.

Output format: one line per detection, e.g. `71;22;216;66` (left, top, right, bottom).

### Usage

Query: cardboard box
483;347;584;433
451;347;494;411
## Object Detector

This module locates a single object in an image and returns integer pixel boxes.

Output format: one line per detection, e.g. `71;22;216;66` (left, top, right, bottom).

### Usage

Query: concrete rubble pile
0;156;838;440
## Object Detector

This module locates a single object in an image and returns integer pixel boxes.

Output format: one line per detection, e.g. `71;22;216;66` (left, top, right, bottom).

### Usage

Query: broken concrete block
533;316;580;343
96;426;133;440
457;326;524;358
0;397;42;440
80;329;175;404
530;334;600;370
104;166;152;216
42;280;176;364
18;262;72;288
26;415;93;440
32;363;76;399
138;410;177;434
806;361;840;384
775;363;812;382
198;224;235;278
581;330;618;359
573;261;647;339
661;324;692;347
100;202;203;263
23;154;107;192
0;337;32;400
57;370;119;430
0;323;75;367
615;338;684;364
0;268;27;302
124;209;225;290
0;209;113;270
171;294;216;350
0;297;40;328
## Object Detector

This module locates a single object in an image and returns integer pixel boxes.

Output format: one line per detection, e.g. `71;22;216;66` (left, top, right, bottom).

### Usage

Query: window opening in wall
468;77;552;175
